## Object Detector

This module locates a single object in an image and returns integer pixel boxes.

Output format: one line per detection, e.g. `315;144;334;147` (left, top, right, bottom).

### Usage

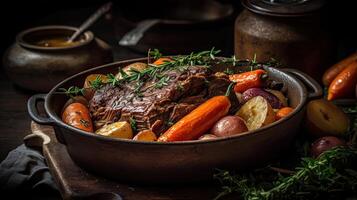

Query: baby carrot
158;96;231;142
229;69;267;93
327;61;357;100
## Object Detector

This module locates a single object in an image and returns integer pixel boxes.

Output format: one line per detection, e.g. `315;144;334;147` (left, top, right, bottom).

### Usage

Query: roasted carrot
62;102;93;132
323;52;357;86
153;58;172;65
158;96;231;142
327;62;357;100
229;69;267;93
275;107;294;120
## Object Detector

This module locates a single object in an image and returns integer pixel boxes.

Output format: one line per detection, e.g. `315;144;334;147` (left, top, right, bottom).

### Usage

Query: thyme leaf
89;75;104;90
129;117;137;133
58;86;85;97
215;147;357;200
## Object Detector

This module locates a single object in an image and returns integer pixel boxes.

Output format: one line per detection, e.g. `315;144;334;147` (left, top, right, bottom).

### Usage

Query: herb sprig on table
214;147;357;200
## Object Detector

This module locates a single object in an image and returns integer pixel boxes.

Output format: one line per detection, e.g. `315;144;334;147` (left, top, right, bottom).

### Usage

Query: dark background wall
0;0;356;67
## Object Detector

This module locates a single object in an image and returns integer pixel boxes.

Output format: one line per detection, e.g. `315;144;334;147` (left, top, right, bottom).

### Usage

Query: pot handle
282;68;323;99
27;94;54;125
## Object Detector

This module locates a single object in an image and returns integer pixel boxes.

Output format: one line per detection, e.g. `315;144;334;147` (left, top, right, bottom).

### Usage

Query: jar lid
242;0;325;17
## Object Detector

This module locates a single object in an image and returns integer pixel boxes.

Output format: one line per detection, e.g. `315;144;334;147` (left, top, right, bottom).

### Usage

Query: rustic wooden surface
28;121;221;200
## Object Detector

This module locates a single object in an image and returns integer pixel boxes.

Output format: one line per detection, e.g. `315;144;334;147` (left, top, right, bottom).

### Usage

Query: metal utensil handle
27;94;54;125
283;68;323;99
119;19;160;46
68;2;113;42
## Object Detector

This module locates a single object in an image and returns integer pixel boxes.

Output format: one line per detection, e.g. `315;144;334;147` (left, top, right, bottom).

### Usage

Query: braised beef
89;65;239;135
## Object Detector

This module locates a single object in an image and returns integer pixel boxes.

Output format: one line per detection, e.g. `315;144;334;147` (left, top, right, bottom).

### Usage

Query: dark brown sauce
33;36;84;47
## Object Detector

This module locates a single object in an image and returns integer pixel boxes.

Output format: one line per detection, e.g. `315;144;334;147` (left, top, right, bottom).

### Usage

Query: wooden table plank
29;122;221;200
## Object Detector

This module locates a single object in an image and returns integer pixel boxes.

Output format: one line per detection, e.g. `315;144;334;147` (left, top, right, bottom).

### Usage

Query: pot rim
44;57;307;146
16;25;94;51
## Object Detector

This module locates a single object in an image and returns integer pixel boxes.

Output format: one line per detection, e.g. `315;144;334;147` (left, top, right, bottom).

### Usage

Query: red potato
198;134;218;140
265;89;288;107
242;88;283;109
306;99;349;137
236;96;276;131
311;136;346;158
210;116;248;137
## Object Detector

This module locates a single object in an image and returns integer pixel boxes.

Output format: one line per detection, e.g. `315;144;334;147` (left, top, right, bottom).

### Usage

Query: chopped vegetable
158;96;231;142
236;96;275;131
275;107;294;120
83;74;108;89
229;69;267;93
327;62;357;100
242;88;282;109
306;99;349;137
133;130;157;141
198;134;218;140
62;102;93;132
322;51;357;86
95;121;133;139
265;89;288;107
311;136;346;158
210;116;248;137
115;62;148;79
153;58;173;66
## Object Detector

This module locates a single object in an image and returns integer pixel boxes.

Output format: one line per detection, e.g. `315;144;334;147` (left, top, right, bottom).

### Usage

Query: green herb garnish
58;86;85;97
89;75;104;90
214;147;357;200
225;82;235;97
129;117;138;133
107;73;121;86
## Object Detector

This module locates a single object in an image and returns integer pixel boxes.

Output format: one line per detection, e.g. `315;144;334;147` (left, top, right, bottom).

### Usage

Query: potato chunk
236;96;275;131
95;121;133;139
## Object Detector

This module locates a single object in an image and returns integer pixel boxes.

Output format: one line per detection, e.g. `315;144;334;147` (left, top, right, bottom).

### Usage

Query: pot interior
17;26;93;50
45;58;306;144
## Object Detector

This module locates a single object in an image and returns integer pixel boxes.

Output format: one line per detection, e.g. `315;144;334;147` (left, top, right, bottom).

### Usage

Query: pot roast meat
89;65;239;135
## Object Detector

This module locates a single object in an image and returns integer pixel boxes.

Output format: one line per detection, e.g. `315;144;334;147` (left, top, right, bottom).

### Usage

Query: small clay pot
3;26;113;92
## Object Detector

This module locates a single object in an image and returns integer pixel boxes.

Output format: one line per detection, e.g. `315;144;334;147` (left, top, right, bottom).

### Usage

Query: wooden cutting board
24;121;223;200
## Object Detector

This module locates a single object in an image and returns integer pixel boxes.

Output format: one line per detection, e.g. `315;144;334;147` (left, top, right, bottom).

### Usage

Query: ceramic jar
3;26;113;92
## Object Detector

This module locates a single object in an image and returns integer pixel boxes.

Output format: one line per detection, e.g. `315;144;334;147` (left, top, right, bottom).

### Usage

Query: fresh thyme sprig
89;75;104;90
58;86;85;97
214;147;357;200
107;73;121;86
149;48;162;60
129;117;137;133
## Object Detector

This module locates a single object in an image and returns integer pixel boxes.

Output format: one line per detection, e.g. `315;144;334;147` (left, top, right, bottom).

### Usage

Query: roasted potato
115;62;148;79
210;116;248;137
133;130;157;141
95;121;133;139
242;88;282;109
311;136;346;158
306;99;349;137
265;89;288;107
236;96;275;131
198;134;218;140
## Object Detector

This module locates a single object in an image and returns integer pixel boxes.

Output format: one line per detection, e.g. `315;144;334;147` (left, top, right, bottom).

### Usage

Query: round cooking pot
3;26;113;92
27;58;322;183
